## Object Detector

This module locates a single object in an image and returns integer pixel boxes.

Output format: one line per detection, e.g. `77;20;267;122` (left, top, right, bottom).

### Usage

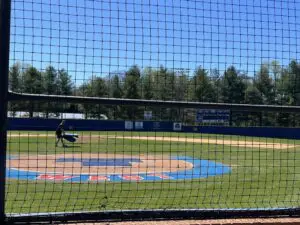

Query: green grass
8;130;300;144
5;131;300;214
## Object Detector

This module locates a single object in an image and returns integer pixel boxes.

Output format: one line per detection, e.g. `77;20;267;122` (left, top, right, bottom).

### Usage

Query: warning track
8;134;298;149
109;135;297;150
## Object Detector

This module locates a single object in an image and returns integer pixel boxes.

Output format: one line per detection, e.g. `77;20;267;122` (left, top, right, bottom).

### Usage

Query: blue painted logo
7;156;231;182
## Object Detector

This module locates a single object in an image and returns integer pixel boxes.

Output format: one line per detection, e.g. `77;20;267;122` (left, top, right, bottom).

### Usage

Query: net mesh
5;0;300;217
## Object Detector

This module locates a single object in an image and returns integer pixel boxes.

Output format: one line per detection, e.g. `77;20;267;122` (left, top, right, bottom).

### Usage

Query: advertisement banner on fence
135;121;144;130
173;122;182;131
196;109;230;123
153;122;160;130
125;121;133;130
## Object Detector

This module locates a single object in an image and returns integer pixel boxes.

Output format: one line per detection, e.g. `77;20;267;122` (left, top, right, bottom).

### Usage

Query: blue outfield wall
8;118;125;131
7;118;300;139
183;126;300;139
7;118;174;132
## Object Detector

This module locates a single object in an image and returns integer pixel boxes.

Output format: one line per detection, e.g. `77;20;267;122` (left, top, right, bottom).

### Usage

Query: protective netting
4;0;300;220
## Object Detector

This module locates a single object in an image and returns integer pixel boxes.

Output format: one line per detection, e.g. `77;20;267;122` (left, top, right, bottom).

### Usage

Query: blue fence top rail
7;118;300;139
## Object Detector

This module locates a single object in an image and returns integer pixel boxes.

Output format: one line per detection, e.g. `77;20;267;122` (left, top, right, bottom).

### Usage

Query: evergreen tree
221;66;246;104
43;66;58;117
8;63;22;115
244;85;263;104
192;66;216;102
255;64;275;105
57;69;73;95
142;67;154;100
9;63;21;92
123;65;141;119
80;77;108;119
110;75;124;119
22;66;44;117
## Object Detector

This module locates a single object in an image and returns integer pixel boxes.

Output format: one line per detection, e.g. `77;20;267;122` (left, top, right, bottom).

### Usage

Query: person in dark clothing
55;120;66;147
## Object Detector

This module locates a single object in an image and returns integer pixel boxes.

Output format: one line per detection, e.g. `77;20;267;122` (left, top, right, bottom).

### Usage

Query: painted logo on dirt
7;154;231;182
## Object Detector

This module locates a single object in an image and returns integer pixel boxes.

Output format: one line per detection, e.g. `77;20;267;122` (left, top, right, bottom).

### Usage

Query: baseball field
5;131;300;214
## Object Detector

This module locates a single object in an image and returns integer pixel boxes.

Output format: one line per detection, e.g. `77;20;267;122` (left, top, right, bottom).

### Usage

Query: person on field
55;120;66;147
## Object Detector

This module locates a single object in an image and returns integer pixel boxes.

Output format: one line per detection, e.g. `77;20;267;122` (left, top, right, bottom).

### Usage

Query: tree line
8;60;300;127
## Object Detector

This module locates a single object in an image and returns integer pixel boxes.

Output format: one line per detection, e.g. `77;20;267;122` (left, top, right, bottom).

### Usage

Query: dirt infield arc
105;135;298;149
8;154;193;175
7;154;231;182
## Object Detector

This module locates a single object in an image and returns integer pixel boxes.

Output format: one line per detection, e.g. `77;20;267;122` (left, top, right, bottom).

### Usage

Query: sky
9;0;300;86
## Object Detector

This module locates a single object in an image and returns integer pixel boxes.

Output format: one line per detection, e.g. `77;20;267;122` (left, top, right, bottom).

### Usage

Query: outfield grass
8;130;300;144
5;131;300;214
